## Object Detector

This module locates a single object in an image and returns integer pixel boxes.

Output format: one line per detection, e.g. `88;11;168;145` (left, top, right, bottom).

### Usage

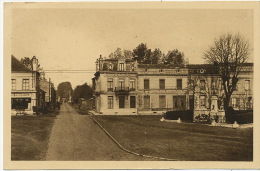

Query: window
200;95;206;108
144;79;150;90
177;79;182;90
119;96;125;108
119;63;124;71
159;95;166;108
211;80;216;90
159;79;165;89
247;97;253;109
131;64;135;71
173;96;186;110
130;96;136;108
11;79;16;90
200;80;206;90
189;79;194;88
245;80;250;90
11;98;31;109
231;98;237;108
22;79;29;90
118;79;125;90
109;63;113;70
108;96;113;109
143;95;150;108
129;80;135;90
107;78;113;91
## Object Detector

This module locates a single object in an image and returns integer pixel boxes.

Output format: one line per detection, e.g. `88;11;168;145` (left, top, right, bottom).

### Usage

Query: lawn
94;115;253;161
11;111;58;160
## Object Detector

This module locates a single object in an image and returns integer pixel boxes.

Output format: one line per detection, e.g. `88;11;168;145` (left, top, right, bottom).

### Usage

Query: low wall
99;108;138;115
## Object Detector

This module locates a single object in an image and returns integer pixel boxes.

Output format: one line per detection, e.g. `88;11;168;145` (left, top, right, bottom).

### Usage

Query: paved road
46;103;154;161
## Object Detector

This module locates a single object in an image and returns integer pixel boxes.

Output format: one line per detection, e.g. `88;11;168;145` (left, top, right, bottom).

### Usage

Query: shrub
164;110;194;122
225;107;253;124
194;114;211;123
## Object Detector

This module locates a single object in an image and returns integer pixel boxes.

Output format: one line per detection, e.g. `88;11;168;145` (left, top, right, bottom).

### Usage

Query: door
130;96;136;108
119;96;125;108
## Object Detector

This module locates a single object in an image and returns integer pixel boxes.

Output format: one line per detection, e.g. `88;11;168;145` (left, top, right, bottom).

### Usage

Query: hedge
164;110;194;122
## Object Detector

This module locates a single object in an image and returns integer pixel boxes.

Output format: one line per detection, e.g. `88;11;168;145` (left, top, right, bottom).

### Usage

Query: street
46;103;155;161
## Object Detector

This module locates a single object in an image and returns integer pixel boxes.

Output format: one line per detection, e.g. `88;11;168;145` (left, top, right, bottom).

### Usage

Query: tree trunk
224;95;231;110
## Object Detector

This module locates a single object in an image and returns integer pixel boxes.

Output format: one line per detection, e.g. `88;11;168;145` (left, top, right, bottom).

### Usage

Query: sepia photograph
3;1;260;170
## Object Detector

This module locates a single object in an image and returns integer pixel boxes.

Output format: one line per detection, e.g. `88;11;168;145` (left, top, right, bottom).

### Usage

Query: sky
11;7;254;89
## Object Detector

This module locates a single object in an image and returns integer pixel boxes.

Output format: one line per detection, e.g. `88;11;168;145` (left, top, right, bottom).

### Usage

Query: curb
91;116;178;161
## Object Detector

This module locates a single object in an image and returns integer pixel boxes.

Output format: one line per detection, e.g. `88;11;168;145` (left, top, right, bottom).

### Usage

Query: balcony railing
114;86;130;91
114;86;130;96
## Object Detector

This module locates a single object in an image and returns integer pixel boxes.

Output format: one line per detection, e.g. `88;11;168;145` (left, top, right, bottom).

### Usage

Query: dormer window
119;63;124;71
200;69;205;73
109;63;113;70
131;64;135;71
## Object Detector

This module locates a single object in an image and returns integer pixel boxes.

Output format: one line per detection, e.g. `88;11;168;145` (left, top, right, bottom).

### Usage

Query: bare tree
204;33;251;110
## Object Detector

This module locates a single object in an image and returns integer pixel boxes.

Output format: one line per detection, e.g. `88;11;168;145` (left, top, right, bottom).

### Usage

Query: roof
11;55;32;72
187;64;213;69
187;63;253;69
138;64;185;69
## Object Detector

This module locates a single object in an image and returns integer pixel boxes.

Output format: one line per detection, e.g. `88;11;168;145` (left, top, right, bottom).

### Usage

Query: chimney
32;56;38;71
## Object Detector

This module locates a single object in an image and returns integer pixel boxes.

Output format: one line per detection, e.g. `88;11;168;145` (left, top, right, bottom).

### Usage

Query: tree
20;56;42;71
123;50;133;59
164;49;185;65
109;48;133;59
73;83;93;103
20;57;32;69
109;48;123;59
143;49;152;64
132;43;149;63
57;82;73;101
204;33;250;110
151;48;162;64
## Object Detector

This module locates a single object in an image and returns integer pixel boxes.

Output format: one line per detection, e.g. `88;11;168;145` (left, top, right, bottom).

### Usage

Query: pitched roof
11;55;32;72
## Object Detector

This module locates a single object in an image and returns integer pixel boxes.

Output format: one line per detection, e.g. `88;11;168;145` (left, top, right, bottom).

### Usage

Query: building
188;63;253;120
136;64;192;114
92;56;253;117
92;56;138;115
39;75;57;110
11;55;44;115
229;63;253;110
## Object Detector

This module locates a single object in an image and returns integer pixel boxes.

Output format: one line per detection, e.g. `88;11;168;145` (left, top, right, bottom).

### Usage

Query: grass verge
94;115;253;161
11;110;58;160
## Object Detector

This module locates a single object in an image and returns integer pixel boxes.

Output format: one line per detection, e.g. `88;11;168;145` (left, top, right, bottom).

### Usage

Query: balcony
114;86;130;96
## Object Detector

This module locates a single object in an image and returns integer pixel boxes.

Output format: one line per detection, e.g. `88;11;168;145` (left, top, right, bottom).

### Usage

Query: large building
92;57;138;115
92;56;253;118
11;55;44;115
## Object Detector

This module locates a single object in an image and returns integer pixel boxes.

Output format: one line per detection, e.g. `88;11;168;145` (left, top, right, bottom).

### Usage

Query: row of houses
11;55;57;115
92;56;253;119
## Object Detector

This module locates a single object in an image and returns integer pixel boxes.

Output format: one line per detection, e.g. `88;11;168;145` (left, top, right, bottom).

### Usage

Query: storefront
11;92;36;115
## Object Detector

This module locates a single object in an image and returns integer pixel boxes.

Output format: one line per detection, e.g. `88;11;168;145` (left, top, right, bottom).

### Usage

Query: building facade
92;57;138;115
136;64;192;114
39;76;57;110
11;55;43;115
92;56;253;117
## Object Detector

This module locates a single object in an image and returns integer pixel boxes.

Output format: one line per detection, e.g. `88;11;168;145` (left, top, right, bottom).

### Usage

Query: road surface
46;103;155;161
